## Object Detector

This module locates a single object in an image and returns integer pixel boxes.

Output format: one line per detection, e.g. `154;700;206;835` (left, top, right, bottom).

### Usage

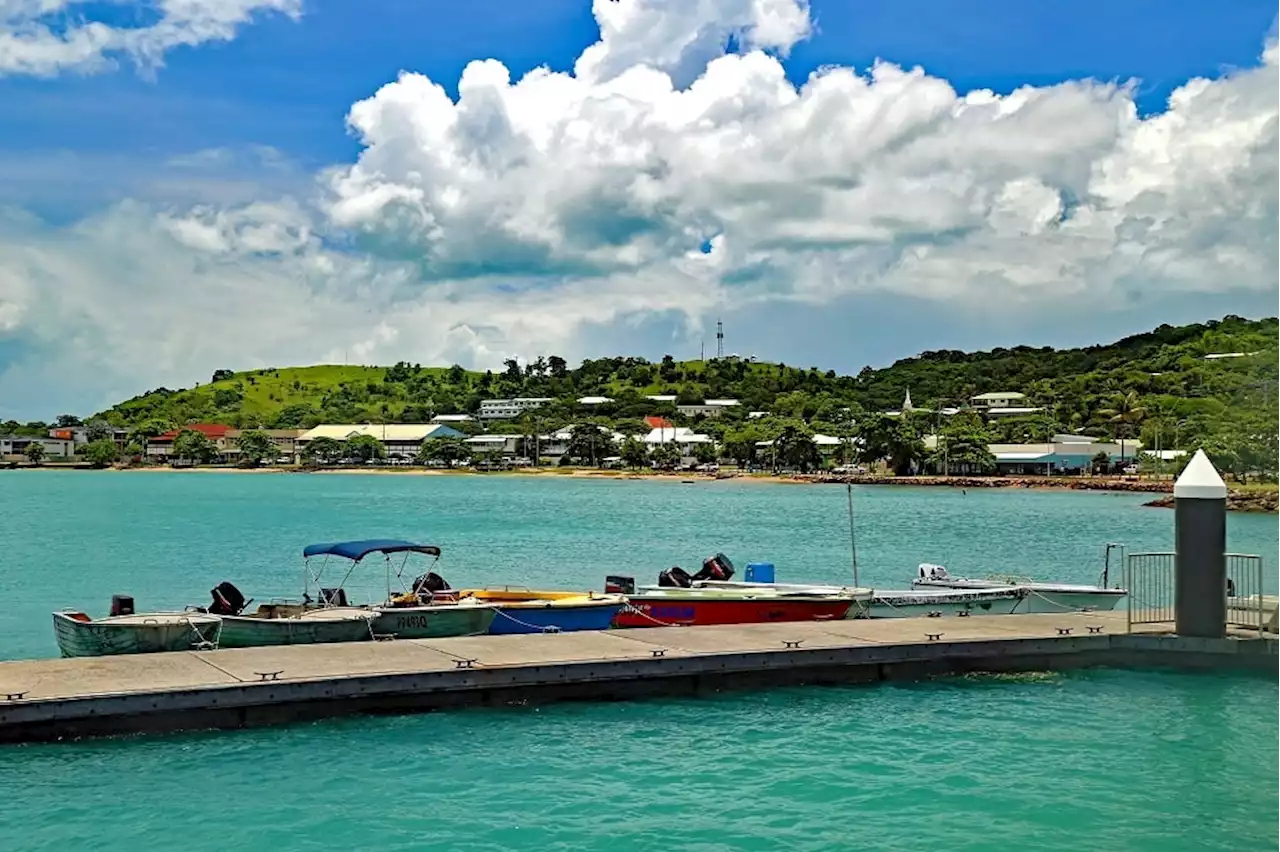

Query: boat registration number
395;615;430;629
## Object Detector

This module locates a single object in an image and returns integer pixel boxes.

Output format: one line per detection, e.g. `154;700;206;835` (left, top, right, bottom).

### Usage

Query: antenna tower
716;319;724;359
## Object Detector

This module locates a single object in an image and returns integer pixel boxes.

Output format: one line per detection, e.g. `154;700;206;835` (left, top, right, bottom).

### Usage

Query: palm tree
1098;390;1147;464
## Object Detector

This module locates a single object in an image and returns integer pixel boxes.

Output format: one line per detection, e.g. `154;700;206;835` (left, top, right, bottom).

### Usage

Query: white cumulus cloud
0;0;300;77
0;0;1277;417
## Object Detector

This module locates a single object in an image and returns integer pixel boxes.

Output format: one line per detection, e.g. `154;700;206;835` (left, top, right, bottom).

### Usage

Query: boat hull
912;579;1126;613
488;600;625;635
370;604;496;639
869;590;1025;619
52;612;222;658
614;596;853;628
216;609;375;648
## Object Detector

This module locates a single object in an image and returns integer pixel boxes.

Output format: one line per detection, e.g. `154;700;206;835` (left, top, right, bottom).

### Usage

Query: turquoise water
0;471;1276;850
0;671;1275;851
2;471;1276;660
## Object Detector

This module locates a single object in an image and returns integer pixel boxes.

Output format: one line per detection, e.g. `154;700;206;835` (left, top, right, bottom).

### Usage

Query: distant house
478;398;553;420
464;434;521;456
225;429;305;463
970;392;1044;418
577;396;613;406
644;427;714;463
148;423;235;462
676;399;740;419
644;416;674;430
1;435;75;460
297;424;465;460
430;414;473;424
988;440;1141;474
645;395;677;403
49;425;130;448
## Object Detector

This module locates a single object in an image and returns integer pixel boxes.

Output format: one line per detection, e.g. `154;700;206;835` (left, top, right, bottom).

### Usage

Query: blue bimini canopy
302;540;442;562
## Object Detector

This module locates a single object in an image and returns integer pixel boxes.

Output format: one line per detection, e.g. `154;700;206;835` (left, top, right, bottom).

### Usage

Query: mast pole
846;483;859;587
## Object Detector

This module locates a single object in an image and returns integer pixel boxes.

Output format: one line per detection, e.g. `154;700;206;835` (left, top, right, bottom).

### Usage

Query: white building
430;414;473;424
969;392;1044;418
297;424;465;459
1;435;75;459
478;398;554;420
676;399;740;418
644;427;714;462
645;394;677;403
464;434;521;456
577;396;613;406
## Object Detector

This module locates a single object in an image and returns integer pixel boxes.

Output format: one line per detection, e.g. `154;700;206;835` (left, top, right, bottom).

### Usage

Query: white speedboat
52;610;222;658
911;562;1126;613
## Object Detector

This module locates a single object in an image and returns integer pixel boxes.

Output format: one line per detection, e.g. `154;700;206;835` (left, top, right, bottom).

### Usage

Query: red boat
606;554;863;628
613;591;856;628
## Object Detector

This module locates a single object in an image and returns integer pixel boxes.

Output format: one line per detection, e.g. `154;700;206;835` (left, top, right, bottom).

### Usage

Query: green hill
61;314;1274;472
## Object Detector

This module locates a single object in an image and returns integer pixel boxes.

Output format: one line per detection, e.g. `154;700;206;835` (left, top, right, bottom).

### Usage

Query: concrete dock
1;611;1274;744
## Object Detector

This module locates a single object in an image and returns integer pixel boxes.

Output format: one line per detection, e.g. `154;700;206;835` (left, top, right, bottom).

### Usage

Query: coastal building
297;424;466;460
644;416;673;429
1;435;76;460
755;433;851;462
430;414;473;424
537;425;625;458
643;426;714;463
48;425;130;448
988;440;1141;474
147;423;235;463
224;429;305;464
676;399;740;419
969;392;1044;418
577;396;613;406
465;434;519;455
478;398;554;420
645;394;677;403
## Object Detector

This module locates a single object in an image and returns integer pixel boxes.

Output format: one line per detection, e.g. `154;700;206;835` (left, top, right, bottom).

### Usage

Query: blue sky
5;0;1275;173
0;0;1277;418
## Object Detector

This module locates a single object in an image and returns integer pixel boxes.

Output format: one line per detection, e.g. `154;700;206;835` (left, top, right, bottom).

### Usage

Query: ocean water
0;471;1276;850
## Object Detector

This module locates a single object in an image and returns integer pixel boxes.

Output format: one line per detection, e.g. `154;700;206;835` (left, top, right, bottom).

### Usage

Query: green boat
300;540;497;639
214;603;376;649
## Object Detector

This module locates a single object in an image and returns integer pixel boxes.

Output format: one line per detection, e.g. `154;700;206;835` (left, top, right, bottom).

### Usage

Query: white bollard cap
1173;449;1228;500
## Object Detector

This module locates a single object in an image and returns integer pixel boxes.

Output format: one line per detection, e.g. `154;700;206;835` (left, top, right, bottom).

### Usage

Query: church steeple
902;389;913;411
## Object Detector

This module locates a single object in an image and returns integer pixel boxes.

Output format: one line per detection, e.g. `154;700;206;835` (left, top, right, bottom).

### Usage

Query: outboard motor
319;588;349;607
692;552;735;583
412;572;451;596
605;575;636;595
110;594;135;617
208;582;247;616
658;566;693;588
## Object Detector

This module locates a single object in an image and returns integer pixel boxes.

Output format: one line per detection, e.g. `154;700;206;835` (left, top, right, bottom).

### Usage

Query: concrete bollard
1173;449;1228;638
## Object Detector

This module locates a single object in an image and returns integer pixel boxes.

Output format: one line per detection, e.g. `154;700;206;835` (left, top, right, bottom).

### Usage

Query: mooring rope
491;607;565;633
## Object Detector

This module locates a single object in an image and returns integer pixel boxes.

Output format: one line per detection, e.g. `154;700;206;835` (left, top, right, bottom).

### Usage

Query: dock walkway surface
2;611;1274;744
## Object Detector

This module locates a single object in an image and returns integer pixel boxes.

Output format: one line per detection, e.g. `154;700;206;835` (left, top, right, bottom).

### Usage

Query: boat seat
66;612;91;623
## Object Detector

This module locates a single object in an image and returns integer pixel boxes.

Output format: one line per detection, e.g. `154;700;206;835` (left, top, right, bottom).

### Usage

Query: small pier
1;611;1273;744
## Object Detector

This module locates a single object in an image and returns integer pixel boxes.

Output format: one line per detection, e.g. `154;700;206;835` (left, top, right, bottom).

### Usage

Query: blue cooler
744;562;776;583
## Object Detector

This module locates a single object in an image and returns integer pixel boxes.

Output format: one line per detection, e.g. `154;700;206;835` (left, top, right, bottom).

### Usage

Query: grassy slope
96;317;1277;434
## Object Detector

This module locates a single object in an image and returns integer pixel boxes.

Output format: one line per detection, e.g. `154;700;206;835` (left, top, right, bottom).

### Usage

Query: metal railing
1226;553;1268;637
1126;551;1270;636
1126;552;1175;631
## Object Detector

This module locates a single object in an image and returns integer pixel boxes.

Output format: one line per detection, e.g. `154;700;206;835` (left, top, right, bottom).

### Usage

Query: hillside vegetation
8;315;1273;478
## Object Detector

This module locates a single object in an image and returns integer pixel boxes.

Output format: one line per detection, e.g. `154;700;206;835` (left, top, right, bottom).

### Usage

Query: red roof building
153;423;233;443
644;416;673;429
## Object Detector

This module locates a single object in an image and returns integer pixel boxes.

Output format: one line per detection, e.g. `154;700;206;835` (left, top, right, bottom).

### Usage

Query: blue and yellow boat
454;588;627;635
